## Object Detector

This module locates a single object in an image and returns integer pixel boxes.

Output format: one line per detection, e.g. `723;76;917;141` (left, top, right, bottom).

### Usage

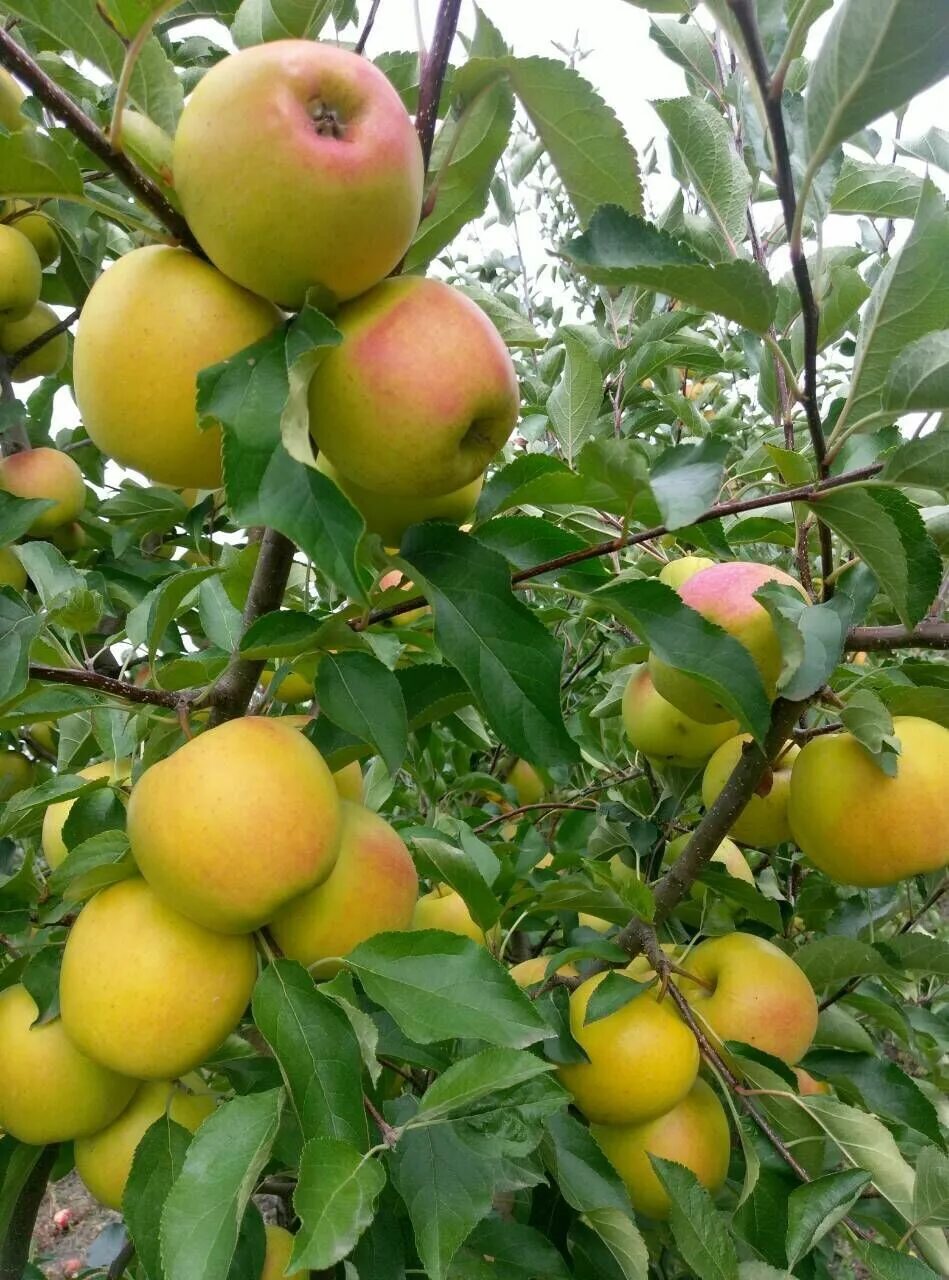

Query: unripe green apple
558;973;699;1126
507;758;546;806
0;749;32;800
0;447;86;534
657;555;715;589
261;1225;306;1280
414;884;486;944
0;223;41;321
2;201;59;268
308;276;519;499
174;40;423;307
76;1080;216;1209
0;68;27;132
73;245;281;488
0;302;69;381
0;544;25;591
789;715;949;886
593;1078;730;1219
702;735;799;846
42;759;130;868
0;984;136;1145
622;667;737;767
128;717;341;934
270;800;418;975
59;878;258;1079
25;719;56;753
649;561;807;722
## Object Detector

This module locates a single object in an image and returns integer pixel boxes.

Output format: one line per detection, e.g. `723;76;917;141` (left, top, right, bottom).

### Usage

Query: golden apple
789;716;949;885
702;736;799;847
0;544;26;590
0;447;85;534
59;878;258;1079
593;1078;730;1219
0;68;27;132
1;302;69;381
261;1225;306;1280
509;956;578;988
73;245;281;488
0;750;32;801
333;759;364;804
0;984;136;1145
794;1067;831;1097
42;760;130;869
309;277;519;498
174;41;423;307
76;1080;216;1209
664;833;753;900
260;667;314;704
657;556;715;589
622;667;736;767
0;223;41;321
2;201;59;268
557;973;699;1126
118;111;179;208
649;561;807;723
413;884;486;944
578;913;613;933
507;758;545;806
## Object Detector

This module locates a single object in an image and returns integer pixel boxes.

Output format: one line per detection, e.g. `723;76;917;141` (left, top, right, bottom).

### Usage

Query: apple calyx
308;98;345;139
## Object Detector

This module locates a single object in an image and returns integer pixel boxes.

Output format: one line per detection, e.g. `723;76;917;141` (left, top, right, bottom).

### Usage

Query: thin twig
27;663;193;708
8;308;80;371
107;1239;135;1280
414;0;462;171
474;801;596;833
363;1095;399;1147
354;0;383;54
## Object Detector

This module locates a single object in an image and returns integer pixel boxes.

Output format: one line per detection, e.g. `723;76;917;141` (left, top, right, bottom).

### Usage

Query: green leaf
238;610;323;660
124;1116;192;1280
20;946;61;1024
785;1168;871;1265
456;286;543;349
577;438;653;520
0;773;93;840
897;126;949;172
583;973;650;1026
290;1137;385;1271
831;159;925;219
795;937;895;988
400;525;578;768
840;688;901;775
913;1146;949;1229
345;930;552;1049
881;431;949;491
48;830;132;900
649;18;718;93
0;494;53;547
856;1240;940;1280
805;0;949;169
463;1219;574;1280
0;129;84;200
126;566;220;664
593;579;772;741
883;935;949;978
563;206;776;332
576;1209;648;1280
252;960;368;1150
650;438;729;530
160;1089;284;1280
474;515;611;589
541;1111;631;1212
315;651;408;777
547;332;604;465
231;0;334;47
884;331;949;412
198;577;243;653
414;1048;556;1126
652;97;751;246
408;831;501;931
0;589;43;707
753;584;846;702
803;1050;942;1146
806;484;941;628
652;1156;739;1280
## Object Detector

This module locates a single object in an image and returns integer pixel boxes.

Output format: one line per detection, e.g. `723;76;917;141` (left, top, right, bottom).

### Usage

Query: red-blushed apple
0;223;41;321
0;446;85;534
657;555;715;589
622;666;737;767
72;246;281;489
0;301;69;381
174;41;423;307
702;735;799;847
308;276;519;498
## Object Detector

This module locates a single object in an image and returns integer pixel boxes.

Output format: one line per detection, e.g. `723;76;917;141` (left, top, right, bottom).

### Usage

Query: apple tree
0;2;948;1279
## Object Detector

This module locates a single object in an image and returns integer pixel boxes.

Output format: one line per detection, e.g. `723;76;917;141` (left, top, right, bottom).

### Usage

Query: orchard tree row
0;2;947;1279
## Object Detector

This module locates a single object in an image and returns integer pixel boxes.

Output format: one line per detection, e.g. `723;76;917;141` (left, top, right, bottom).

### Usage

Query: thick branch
0;29;197;250
0;1144;58;1280
27;664;193;708
844;622;949;652
414;0;462;170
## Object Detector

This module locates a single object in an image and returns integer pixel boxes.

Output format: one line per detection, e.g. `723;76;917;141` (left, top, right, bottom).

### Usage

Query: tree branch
354;0;383;55
7;308;80;371
0;1143;58;1280
844;622;949;652
27;664;194;708
474;801;596;833
0;28;198;250
414;0;462;171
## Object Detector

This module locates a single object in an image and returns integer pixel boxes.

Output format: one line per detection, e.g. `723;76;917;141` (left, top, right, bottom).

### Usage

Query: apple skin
73;245;281;489
59;878;258;1079
649;561;807;723
309;276;520;498
557;973;699;1126
593;1078;730;1219
622;667;737;767
261;668;314;704
118;111;180;209
174;40;423;307
0;447;86;534
0;223;41;321
1;302;69;381
657;556;715;589
269;800;418;975
75;1080;215;1210
676;933;818;1065
0;750;32;801
0;545;26;591
0;984;136;1145
316;453;483;545
507;759;545;806
702;736;799;847
128;717;341;934
664;833;753;899
2;201;59;268
261;1225;306;1280
794;1067;831;1096
413;884;486;944
42;760;131;869
278;716;364;802
509;956;578;988
788;715;949;886
0;68;27;132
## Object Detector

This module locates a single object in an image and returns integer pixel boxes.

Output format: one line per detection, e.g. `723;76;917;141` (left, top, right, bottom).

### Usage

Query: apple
578;913;613;933
0;750;32;801
269;800;418;975
557;973;699;1126
592;1078;730;1219
118;110;179;208
657;556;715;589
49;521;87;554
664;833;753;893
59;878;258;1079
26;719;56;754
509;956;578;988
794;1067;831;1096
0;545;26;591
2;201;59;268
702;735;799;847
622;667;737;767
308;277;519;498
0;67;27;132
649;561;807;723
42;760;130;869
676;933;818;1064
260;667;314;704
788;715;949;886
0;447;86;535
379;568;428;627
1;302;69;381
333;759;364;804
0;223;41;321
507;758;546;806
76;1080;216;1210
0;984;136;1145
174;40;423;307
316;452;483;545
261;1225;306;1280
72;245;281;489
414;884;486;944
128;717;342;934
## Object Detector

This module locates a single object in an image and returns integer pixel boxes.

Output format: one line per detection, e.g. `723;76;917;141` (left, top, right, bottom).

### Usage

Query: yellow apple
0;223;41;321
26;720;56;754
622;667;737;767
664;833;753;900
578;913;613;933
128;717;341;933
676;932;818;1064
72;245;281;488
702;736;799;846
789;715;949;886
332;759;364;804
0;750;32;801
174;41;423;307
413;884;486;944
50;521;87;554
76;1080;216;1210
42;760;130;869
0;545;26;590
270;800;418;975
794;1067;831;1097
0;68;27;132
59;878;258;1079
118;111;179;208
649;561;807;722
308;276;519;498
509;956;578;988
593;1078;730;1219
261;1225;306;1280
0;984;136;1145
557;973;699;1126
1;302;69;381
0;447;85;534
260;667;314;704
2;201;59;268
657;556;715;589
507;758;545;806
